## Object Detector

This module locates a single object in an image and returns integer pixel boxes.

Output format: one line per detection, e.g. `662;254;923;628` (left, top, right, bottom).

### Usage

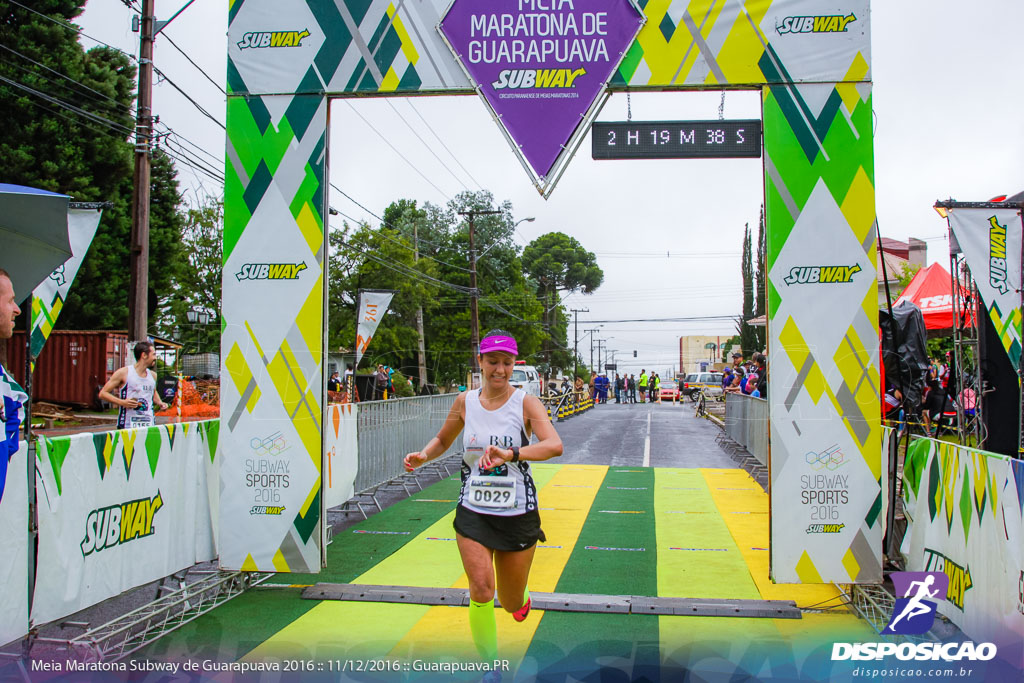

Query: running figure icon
888;575;939;630
883;571;949;635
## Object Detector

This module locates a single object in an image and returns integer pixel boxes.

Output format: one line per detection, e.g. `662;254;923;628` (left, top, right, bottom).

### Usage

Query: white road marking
643;411;652;467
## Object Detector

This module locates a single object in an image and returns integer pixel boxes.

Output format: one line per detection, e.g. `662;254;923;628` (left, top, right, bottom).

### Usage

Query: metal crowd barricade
724;394;769;467
354;393;461;495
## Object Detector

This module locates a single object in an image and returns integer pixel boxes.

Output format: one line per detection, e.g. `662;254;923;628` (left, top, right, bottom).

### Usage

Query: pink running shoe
512;597;531;622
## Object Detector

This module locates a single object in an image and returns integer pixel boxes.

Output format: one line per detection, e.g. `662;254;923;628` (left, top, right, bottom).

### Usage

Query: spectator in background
731;352;744;373
649;373;659;403
614;373;623;404
374;364;389;400
629;374;638;403
725;368;744;394
574;376;585;402
0;269;25;506
753;353;767;398
638;370;647;403
721;366;734;391
328;371;342;393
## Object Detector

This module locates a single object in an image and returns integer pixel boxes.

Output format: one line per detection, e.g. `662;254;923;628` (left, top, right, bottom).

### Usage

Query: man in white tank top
100;341;168;429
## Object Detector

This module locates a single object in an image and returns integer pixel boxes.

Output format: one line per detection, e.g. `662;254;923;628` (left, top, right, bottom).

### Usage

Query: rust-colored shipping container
5;331;130;408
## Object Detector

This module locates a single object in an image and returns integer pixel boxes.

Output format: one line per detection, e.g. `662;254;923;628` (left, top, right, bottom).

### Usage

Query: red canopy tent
894;262;973;331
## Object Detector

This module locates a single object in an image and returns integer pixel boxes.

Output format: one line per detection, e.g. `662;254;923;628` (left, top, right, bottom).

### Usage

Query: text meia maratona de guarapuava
465;0;612;65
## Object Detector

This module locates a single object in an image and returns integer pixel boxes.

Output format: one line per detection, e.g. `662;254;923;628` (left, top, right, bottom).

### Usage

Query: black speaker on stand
978;301;1020;457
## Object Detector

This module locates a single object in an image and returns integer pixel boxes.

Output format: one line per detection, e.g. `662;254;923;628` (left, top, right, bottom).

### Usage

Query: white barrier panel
0;442;27;646
901;437;1024;669
33;420;220;625
324;403;358;509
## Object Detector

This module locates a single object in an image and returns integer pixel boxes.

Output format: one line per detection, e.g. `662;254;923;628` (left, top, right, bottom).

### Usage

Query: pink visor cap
479;334;518;356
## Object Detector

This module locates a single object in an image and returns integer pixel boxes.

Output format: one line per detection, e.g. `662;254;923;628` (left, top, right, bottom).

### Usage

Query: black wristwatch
510;446;520;463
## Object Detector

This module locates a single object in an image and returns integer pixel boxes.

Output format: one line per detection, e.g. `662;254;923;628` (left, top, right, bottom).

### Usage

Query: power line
152;65;225;129
343;100;451;201
8;1;136;61
0;73;137;137
331;205;471;273
161;32;225;95
0;44;134;116
386;100;470;193
405;100;486;191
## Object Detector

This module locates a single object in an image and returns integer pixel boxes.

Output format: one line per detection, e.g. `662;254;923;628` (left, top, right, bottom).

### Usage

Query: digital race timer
591;120;762;160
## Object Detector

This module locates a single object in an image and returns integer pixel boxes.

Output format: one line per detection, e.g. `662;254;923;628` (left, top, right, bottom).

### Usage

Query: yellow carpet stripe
243;463;604;664
655;468;777;663
701;469;844;607
389;464;607;666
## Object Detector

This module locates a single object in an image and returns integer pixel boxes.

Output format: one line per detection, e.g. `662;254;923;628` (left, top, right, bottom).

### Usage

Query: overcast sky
76;1;1024;377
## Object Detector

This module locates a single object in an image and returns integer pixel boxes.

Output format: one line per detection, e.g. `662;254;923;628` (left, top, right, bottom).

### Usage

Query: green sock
522;586;530;609
469;599;497;661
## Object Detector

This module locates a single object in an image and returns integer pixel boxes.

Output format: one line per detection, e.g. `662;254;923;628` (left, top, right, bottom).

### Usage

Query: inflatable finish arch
220;0;880;583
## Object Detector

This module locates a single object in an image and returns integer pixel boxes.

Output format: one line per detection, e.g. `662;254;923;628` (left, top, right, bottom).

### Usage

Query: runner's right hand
404;451;427;472
124;398;141;409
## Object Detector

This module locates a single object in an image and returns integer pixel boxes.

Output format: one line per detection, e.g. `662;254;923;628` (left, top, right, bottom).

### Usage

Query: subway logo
81;492;163;557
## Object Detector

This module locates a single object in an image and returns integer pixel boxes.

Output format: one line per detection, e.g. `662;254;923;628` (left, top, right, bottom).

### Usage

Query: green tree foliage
521;232;603;373
164;199;222;352
738;223;759;355
1;1;185;331
327;192;549;388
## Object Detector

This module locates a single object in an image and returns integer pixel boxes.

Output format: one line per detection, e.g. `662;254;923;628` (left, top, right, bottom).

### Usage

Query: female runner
403;330;563;664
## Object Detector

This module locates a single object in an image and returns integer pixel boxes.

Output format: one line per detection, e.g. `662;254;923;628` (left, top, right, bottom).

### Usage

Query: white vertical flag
948;208;1023;368
355;289;396;368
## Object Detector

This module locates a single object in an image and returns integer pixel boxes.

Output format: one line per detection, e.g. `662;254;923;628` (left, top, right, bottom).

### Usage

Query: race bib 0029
467;475;516;510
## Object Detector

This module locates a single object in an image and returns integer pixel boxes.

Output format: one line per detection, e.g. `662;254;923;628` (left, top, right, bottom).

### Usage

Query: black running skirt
454;506;546;552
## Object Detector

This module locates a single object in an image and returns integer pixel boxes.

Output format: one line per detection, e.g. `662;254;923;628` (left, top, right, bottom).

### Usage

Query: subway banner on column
355;289;396;368
765;79;881;583
219;88;327;572
900;437;1024;669
947;208;1023;369
32;421;220;624
30;208;102;360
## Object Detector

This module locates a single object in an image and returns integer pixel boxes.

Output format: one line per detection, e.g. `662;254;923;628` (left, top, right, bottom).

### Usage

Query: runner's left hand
479;445;510;470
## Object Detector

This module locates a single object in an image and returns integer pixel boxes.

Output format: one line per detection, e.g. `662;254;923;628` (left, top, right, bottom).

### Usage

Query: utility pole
459;209;500;375
413;219;428;391
570;308;588;380
596;338;604;374
127;0;155;342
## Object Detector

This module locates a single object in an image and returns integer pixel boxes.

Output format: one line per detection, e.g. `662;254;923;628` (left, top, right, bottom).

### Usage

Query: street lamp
479;216;535;258
186;308;212;352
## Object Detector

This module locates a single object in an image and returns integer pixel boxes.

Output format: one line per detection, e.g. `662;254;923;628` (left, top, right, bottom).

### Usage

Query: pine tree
0;0;185;331
754;205;767;350
738;223;758;355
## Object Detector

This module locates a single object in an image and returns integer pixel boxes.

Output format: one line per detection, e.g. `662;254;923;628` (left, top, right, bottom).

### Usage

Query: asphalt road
549;399;736;469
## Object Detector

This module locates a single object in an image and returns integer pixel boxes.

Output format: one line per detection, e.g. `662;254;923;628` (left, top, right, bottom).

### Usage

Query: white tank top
117;366;156;429
459;388;537;516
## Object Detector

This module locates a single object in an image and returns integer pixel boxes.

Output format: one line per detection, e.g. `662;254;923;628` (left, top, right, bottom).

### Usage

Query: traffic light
633;350;637;357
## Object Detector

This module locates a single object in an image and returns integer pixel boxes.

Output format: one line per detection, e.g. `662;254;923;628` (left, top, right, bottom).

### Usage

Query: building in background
678;335;735;375
878;237;927;305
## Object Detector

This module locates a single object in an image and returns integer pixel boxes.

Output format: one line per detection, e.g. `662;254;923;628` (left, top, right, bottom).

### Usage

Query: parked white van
510;361;541;396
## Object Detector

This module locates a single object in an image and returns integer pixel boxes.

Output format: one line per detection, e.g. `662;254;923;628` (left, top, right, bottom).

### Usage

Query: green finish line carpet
142;465;874;676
